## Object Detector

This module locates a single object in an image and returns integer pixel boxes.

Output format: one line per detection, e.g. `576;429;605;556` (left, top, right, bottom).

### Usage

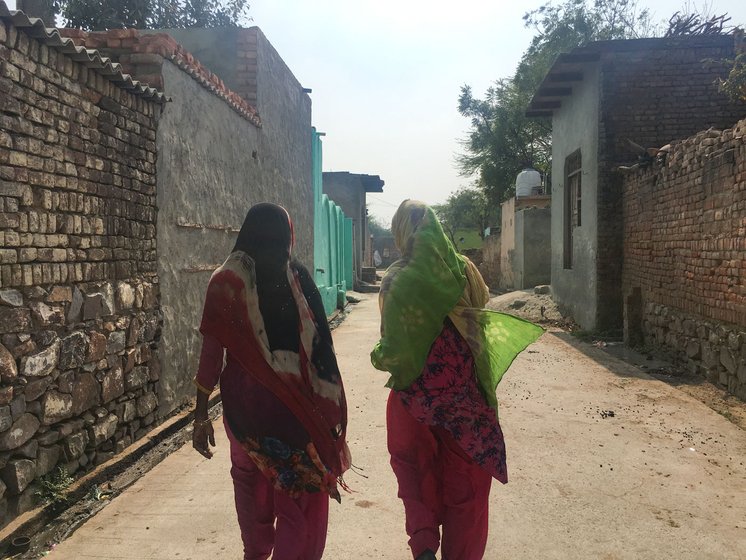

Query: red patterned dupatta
199;250;351;494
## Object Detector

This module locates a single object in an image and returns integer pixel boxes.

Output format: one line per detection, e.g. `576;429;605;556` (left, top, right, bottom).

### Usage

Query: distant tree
718;29;746;102
433;188;489;245
367;214;392;239
48;0;250;30
458;0;657;207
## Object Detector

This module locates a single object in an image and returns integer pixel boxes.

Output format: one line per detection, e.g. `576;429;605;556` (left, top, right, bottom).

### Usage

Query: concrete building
322;172;384;287
499;195;551;290
527;35;746;331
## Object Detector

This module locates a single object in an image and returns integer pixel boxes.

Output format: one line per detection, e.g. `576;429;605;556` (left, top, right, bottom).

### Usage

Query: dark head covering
233;203;294;277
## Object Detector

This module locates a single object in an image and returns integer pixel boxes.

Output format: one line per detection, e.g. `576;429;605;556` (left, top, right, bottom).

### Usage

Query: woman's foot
416;550;437;560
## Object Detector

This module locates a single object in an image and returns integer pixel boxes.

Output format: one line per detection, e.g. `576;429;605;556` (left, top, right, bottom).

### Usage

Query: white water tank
515;168;542;197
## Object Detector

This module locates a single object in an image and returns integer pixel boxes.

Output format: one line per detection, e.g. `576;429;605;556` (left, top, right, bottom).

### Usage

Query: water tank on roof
515;168;542;197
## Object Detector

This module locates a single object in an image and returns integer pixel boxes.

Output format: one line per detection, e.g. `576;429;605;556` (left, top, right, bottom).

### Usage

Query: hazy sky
7;1;746;223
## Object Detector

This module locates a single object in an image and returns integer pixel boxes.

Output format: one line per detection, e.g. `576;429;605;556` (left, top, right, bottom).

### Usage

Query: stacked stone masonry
622;118;746;400
0;17;162;525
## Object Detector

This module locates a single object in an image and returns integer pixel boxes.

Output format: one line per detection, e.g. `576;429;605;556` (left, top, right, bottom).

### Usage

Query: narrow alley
47;295;746;560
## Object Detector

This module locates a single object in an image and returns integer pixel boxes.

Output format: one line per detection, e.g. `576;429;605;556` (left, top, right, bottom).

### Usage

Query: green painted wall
313;129;353;316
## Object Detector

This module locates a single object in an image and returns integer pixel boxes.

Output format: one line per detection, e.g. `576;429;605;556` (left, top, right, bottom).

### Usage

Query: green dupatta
370;200;543;409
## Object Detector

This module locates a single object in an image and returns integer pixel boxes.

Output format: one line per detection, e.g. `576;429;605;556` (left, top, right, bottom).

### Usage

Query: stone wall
622;118;746;399
58;27;316;415
0;17;162;523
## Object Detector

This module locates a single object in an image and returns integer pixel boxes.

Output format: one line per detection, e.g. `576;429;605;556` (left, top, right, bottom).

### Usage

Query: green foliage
458;0;657;206
35;466;74;505
368;214;392;239
433;187;489;244
53;0;250;30
718;29;746;102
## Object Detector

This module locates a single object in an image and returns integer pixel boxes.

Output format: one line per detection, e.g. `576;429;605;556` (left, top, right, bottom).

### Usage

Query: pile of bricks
622;118;746;399
0;17;162;522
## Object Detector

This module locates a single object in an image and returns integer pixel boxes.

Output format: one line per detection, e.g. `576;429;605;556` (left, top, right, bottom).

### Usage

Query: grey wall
515;207;552;289
156;55;313;414
550;63;600;330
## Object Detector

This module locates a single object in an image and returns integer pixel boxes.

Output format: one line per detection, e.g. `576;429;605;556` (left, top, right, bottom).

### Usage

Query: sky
6;0;746;224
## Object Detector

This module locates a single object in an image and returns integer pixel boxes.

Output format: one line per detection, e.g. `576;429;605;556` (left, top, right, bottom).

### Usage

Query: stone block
71;373;99;415
0;289;23;307
63;431;88;460
101;365;124;403
1;458;35;495
0;406;11;432
136;392;157;418
20;339;59;377
117;282;135;310
720;347;737;374
120;400;136;423
16;439;38;460
59;332;88;370
737;362;746;384
10;396;25;421
0;307;31;334
29;301;65;327
125;366;149;391
0;386;13;406
40;391;73;426
83;293;103;320
36;430;59;446
47;286;72;303
106;331;126;355
87;331;107;362
88;414;117;446
35;445;60;478
67;286;83;323
685;339;701;359
24;375;52;401
0;414;39;451
0;342;17;383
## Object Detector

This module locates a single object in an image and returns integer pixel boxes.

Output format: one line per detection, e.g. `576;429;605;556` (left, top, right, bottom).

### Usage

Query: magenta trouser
387;392;493;560
226;421;329;560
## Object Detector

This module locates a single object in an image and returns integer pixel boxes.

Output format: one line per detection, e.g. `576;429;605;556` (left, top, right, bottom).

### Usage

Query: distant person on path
371;200;542;560
192;203;351;560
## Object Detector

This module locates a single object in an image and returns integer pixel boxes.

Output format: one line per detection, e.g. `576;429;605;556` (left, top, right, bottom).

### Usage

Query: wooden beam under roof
537;86;572;97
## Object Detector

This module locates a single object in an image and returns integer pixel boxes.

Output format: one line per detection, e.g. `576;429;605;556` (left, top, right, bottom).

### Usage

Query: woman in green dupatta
371;200;542;560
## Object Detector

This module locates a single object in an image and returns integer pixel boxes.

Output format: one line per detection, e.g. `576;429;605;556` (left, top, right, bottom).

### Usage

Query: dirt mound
487;287;575;329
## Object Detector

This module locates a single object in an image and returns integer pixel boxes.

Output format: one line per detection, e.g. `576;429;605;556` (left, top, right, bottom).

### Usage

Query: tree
432;187;489;246
367;214;392;239
47;0;250;30
458;0;657;206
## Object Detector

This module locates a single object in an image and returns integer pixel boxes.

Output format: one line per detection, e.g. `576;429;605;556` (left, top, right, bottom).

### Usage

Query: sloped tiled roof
0;1;167;103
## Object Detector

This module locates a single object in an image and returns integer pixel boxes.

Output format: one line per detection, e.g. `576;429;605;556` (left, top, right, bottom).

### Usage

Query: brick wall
622;118;746;399
0;18;162;524
596;35;746;331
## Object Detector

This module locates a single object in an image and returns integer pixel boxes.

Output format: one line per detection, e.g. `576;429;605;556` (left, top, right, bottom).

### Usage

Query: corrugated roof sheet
0;1;167;103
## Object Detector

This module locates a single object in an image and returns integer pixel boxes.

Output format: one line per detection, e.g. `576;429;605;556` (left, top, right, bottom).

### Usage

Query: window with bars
563;150;582;269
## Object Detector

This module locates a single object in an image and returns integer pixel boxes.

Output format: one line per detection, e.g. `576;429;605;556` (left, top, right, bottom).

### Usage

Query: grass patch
36;466;74;505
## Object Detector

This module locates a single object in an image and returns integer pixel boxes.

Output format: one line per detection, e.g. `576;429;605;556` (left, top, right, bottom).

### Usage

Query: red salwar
387;320;505;560
226;421;329;560
197;335;331;560
387;392;493;560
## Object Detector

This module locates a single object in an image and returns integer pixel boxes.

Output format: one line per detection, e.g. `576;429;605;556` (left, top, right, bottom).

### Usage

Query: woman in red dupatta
192;203;350;560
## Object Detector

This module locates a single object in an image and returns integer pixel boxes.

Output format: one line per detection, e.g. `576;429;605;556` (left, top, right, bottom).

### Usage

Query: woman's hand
192;419;216;459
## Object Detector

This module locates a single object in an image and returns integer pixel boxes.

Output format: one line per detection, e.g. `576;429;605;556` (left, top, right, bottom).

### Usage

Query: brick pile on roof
61;29;262;127
0;0;166;103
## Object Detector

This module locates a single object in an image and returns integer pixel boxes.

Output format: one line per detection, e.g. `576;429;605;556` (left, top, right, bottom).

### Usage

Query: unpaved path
46;296;746;559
